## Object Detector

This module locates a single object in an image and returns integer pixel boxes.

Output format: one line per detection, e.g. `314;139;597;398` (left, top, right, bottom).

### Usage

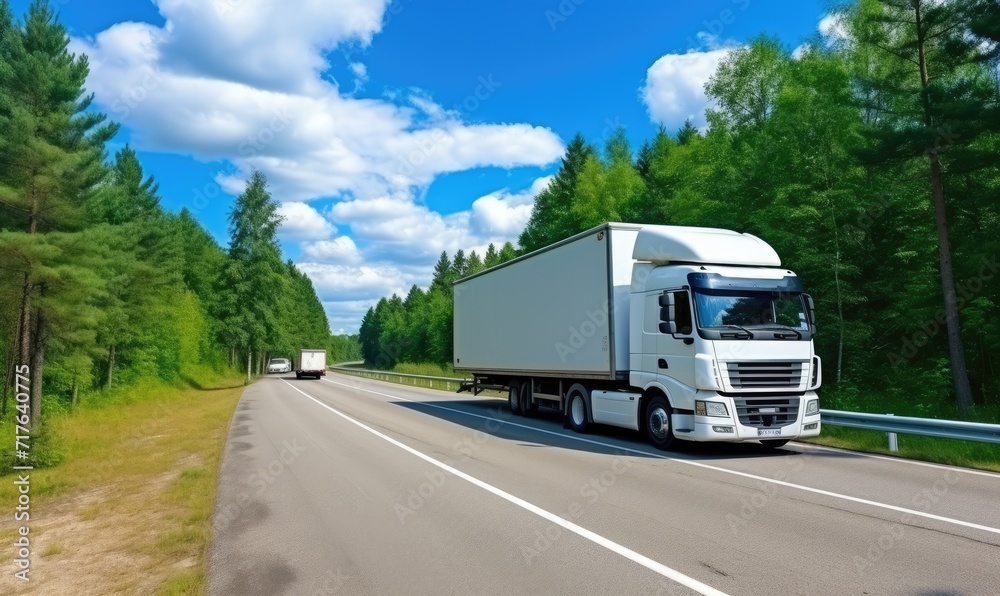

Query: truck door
654;290;697;389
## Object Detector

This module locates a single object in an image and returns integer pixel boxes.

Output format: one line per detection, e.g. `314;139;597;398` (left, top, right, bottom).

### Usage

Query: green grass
804;425;1000;473
0;369;245;595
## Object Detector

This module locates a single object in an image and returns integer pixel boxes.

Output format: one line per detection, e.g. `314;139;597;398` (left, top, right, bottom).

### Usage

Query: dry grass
0;374;244;595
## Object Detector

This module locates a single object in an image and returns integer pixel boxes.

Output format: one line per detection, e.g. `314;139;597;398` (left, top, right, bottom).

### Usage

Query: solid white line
321;376;1000;537
279;379;728;596
788;442;1000;478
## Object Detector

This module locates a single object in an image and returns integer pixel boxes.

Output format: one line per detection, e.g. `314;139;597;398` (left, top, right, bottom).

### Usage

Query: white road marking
321;376;1000;537
788;442;1000;478
280;379;728;596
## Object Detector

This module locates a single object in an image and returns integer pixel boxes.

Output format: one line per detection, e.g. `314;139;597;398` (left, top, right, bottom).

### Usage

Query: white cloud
301;236;363;264
306;176;553;332
72;2;563;203
819;13;850;45
641;48;732;129
277;201;336;241
72;2;565;333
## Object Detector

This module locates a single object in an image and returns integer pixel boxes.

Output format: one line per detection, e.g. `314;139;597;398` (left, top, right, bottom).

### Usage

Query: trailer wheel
521;382;538;418
645;395;675;450
296;372;302;380
567;390;590;433
508;382;523;416
760;439;789;449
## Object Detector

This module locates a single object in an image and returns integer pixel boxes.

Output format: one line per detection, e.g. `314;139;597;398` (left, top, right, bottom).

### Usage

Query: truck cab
628;226;822;447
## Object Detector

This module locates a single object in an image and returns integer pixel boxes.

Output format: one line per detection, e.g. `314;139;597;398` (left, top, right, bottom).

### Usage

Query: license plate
758;429;781;437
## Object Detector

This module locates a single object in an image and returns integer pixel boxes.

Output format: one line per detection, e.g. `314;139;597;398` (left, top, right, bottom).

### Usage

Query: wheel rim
571;395;585;426
648;406;670;441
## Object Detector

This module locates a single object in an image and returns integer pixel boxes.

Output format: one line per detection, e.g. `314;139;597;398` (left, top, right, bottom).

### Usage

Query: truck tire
508;382;523;416
760;439;789;449
567;389;590;433
296;372;302;379
521;381;538;418
644;395;675;450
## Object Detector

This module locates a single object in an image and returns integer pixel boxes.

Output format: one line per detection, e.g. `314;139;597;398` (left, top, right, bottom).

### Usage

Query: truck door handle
658;358;668;369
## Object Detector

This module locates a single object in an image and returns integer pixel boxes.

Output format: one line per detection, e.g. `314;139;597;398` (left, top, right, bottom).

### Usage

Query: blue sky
11;0;829;332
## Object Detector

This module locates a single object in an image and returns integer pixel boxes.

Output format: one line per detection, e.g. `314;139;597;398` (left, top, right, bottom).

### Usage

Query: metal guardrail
326;366;1000;445
821;409;1000;445
327;365;470;390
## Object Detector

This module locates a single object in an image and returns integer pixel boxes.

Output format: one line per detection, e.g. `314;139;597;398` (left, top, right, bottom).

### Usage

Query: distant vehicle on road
267;358;291;374
296;349;327;379
453;222;822;450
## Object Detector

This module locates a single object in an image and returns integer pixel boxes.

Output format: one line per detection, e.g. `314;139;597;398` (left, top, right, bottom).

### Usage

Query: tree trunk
71;371;79;409
246;348;252;384
928;150;974;414
914;3;974;414
106;344;115;390
29;312;45;427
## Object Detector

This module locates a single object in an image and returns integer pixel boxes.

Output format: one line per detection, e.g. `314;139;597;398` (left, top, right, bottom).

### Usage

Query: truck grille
734;397;799;428
725;361;803;389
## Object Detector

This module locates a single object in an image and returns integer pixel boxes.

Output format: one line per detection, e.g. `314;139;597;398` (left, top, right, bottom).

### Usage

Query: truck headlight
805;399;819;415
695;400;729;417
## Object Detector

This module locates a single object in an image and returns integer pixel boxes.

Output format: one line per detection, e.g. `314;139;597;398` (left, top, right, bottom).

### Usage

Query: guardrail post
887;413;898;453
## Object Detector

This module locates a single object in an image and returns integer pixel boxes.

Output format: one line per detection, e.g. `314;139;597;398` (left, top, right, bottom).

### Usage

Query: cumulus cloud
71;1;565;333
277;201;336;241
641;48;732;129
72;2;563;203
305;175;553;330
301;236;363;265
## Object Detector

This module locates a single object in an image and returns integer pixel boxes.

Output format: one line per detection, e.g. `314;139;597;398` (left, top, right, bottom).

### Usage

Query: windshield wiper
714;324;755;339
752;324;803;339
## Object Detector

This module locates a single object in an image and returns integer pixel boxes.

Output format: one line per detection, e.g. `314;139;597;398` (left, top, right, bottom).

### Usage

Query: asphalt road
207;372;1000;596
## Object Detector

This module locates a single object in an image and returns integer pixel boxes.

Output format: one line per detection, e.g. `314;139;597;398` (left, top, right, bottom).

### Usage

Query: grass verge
0;372;245;595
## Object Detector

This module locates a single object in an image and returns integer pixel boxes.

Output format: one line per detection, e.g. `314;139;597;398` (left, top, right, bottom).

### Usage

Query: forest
0;1;330;440
359;0;1000;420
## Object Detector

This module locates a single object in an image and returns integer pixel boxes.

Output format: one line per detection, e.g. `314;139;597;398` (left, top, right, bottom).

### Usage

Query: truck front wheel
567;390;590;433
645;395;675;450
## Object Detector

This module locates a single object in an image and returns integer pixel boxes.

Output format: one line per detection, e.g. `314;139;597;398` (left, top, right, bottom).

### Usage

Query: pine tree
0;1;117;425
849;0;998;413
217;170;286;382
518;133;595;252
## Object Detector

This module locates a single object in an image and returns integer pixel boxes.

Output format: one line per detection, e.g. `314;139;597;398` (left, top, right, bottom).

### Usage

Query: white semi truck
453;223;822;450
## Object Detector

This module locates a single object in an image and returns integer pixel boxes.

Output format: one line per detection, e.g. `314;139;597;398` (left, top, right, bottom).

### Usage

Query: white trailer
296;349;327;379
453;223;822;449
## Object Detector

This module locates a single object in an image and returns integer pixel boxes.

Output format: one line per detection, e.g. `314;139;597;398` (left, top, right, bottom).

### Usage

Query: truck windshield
694;289;809;338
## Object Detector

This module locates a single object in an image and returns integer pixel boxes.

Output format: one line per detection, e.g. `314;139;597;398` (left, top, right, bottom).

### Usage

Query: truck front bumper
676;392;822;443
